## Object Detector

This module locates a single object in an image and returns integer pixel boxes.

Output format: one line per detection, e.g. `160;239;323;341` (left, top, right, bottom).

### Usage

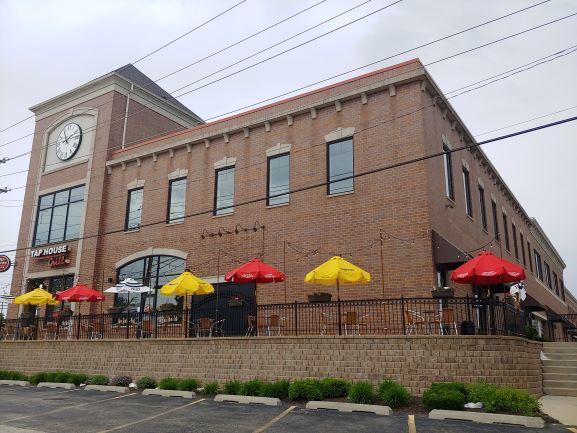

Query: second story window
502;213;510;251
125;188;143;230
553;273;559;296
443;144;454;200
544;262;552;288
534;250;543;280
214;166;235;216
462;167;472;217
167;178;187;223
267;153;290;206
520;232;526;265
33;185;85;246
512;223;519;259
491;200;500;242
327;138;354;195
527;241;533;272
478;185;487;231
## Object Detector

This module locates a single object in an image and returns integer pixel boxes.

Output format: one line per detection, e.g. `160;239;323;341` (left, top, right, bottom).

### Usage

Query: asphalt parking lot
0;386;571;433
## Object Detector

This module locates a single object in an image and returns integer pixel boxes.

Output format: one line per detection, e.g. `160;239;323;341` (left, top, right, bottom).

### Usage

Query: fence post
294;301;298;336
401;296;406;335
35;315;39;340
503;303;509;336
337;298;342;336
126;310;130;339
184;307;189;338
76;312;81;340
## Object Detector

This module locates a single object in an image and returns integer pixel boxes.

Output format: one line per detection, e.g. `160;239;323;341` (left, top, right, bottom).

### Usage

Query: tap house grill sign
30;244;70;268
0;255;11;273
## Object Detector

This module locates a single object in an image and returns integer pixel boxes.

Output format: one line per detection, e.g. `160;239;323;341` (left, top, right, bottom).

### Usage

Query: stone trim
478;178;485;189
441;134;452;150
324;127;355;143
114;248;188;269
461;159;470;171
214;156;236;169
266;143;292;157
168;169;188;180
127;179;145;189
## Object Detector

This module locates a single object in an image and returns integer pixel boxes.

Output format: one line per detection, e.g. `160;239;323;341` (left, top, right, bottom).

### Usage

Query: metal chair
196;318;213;337
343;311;369;336
246;315;256;336
42;322;58;340
1;323;17;340
90;321;104;340
433;308;459;335
211;319;225;337
404;310;426;335
264;314;285;336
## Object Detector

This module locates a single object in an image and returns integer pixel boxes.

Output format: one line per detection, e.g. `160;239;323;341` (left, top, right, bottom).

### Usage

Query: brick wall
0;336;542;396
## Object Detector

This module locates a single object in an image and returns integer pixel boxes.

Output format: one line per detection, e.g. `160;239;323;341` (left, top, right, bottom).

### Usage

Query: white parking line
253;405;296;433
96;398;205;433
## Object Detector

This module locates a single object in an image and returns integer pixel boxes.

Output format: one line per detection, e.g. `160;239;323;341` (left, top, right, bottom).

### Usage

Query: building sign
0;255;11;273
30;244;70;268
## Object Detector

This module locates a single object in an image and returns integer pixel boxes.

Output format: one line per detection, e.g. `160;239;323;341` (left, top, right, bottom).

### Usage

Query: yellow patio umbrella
305;256;371;300
160;270;214;297
13;287;59;306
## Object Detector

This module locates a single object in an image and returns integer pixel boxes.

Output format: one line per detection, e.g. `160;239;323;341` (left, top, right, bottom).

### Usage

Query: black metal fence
0;297;546;341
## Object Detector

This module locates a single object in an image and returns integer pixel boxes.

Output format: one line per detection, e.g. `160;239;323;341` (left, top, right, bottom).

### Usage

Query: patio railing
0;296;547;341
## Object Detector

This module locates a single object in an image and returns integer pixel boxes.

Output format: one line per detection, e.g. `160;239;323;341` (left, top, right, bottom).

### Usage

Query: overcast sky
0;0;576;308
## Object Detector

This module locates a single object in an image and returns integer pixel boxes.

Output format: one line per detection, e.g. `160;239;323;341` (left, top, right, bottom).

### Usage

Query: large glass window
534;250;543;280
512;223;519;259
33;185;85;246
462;167;472;217
544;262;552;288
520;232;526;265
167;178;186;223
443;144;454;200
527;241;533;272
502;213;510;251
491;200;500;243
116;255;186;311
327;138;354;195
125;188;143;230
478;185;487;231
267;153;290;206
214;167;235;215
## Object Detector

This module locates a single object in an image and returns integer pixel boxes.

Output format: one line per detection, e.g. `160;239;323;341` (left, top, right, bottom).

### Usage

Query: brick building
8;59;572;335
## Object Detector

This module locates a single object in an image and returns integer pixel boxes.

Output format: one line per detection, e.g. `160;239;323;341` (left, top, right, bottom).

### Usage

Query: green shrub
0;370;27;381
422;388;465;411
223;380;242;395
429;382;469;400
88;375;109;385
43;371;72;383
29;372;47;385
347;381;375;404
159;377;180;390
490;388;539;416
202;382;220;396
239;380;264;396
111;375;132;387
178;378;199;392
467;381;497;403
67;373;88;386
260;380;291;399
320;378;350;399
378;380;411;408
137;377;157;390
288;379;323;401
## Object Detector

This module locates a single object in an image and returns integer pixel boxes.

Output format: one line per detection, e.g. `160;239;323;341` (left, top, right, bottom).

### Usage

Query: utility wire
0;115;574;255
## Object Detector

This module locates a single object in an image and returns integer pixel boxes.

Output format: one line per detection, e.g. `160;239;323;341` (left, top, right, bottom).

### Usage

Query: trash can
461;320;475;335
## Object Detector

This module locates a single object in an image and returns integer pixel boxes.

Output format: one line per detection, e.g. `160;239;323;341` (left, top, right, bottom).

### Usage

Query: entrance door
190;282;256;336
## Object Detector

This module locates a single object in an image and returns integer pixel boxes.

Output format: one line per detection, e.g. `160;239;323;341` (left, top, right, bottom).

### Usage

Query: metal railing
0;297;558;341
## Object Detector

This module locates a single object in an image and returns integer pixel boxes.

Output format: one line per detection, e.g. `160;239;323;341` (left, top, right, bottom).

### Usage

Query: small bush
137;377;157;390
260;380;290;399
320;378;350;399
378;380;411;408
29;372;47;385
178;378;199;392
239;380;264;396
467;382;539;416
43;371;71;383
111;375;132;387
68;373;88;386
202;382;219;396
223;380;242;395
429;382;469;400
347;381;374;404
288;379;323;401
422;388;465;411
0;370;27;381
159;377;180;390
467;381;497;403
88;375;109;385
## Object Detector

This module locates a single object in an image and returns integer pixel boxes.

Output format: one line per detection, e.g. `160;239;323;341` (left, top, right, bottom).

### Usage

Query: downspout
121;83;133;149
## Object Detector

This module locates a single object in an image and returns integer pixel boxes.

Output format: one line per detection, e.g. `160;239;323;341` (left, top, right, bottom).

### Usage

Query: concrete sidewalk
540;395;577;426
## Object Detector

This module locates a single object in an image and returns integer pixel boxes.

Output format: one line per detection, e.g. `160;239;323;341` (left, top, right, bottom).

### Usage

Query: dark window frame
512;222;519;259
125;187;144;231
502;213;510;252
520;232;526;265
491;200;500;243
544;262;552;288
443;144;455;200
326;138;354;196
33;185;85;247
166;177;187;223
534;250;543;280
213;166;235;216
266;152;290;206
527;241;533;272
462;167;472;218
478;184;487;231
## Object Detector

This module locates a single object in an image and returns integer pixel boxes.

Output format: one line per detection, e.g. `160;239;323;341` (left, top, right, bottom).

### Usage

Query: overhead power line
0;115;574;256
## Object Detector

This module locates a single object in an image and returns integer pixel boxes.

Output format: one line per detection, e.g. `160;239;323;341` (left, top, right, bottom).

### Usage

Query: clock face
55;123;82;161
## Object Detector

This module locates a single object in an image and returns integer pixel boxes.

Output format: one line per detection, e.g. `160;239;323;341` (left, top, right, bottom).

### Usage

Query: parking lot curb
84;385;129;393
214;394;281;406
0;380;30;387
428;409;545;428
37;382;76;390
305;401;392;415
142;389;196;398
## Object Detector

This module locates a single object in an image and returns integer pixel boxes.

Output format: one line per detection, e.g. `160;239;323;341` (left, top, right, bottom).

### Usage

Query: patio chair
42;322;58;340
89;321;104;340
245;315;256;336
20;325;36;340
211;319;225;337
196;318;213;337
264;314;285;336
320;313;331;335
432;308;459;335
343;311;369;336
404;310;426;335
139;320;154;339
1;323;17;340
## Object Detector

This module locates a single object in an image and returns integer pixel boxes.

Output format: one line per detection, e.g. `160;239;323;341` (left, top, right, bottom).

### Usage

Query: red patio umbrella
55;284;105;302
451;250;526;285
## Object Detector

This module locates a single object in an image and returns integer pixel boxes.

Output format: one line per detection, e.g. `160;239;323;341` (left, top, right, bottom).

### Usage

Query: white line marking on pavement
96;398;205;433
253;405;296;433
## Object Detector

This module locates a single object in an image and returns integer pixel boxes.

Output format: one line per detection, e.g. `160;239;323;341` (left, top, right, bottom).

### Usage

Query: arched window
116;255;185;311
